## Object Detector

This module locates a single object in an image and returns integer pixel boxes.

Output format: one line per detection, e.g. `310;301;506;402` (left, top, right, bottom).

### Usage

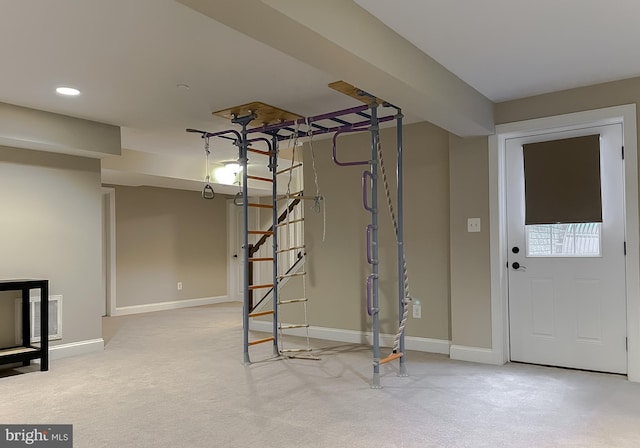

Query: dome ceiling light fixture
214;161;243;185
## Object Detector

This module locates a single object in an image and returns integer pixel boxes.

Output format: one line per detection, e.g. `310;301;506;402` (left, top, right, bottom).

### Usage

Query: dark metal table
0;279;48;371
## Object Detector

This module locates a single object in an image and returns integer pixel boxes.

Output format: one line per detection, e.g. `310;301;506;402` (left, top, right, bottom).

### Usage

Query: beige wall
0;146;103;346
449;136;491;348
446;75;640;350
304;121;451;340
0;102;121;159
495;76;640;126
113;185;228;307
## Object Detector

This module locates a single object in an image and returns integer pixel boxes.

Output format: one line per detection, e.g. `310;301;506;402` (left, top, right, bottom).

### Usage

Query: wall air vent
14;294;62;343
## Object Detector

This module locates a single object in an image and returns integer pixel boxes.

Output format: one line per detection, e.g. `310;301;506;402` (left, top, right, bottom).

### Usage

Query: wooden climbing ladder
242;141;313;360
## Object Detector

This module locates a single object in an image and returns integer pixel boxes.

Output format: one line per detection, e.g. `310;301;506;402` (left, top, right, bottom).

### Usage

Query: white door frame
102;187;117;317
488;104;640;381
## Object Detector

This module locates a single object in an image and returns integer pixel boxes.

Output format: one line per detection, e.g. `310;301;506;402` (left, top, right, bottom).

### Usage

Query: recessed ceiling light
56;87;81;96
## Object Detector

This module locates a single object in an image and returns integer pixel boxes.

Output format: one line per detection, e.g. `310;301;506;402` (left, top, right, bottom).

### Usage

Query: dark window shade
523;134;602;225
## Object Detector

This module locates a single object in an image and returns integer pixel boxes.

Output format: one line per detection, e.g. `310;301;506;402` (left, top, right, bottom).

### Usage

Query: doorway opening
102;187;116;317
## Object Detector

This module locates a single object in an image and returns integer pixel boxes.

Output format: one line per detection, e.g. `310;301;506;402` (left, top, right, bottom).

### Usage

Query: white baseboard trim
40;338;105;361
249;321;451;355
450;344;503;365
112;296;231;316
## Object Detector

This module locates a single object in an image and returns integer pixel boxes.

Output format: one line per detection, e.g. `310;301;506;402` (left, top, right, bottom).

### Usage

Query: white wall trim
489;104;640;381
249;320;451;355
101;187;117;317
44;338;104;361
112;295;233;316
449;345;498;365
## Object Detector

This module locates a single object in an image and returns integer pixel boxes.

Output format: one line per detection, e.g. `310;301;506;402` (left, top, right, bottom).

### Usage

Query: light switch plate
467;218;481;233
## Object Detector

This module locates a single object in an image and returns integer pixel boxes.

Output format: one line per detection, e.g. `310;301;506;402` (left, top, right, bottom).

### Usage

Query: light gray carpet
1;302;639;447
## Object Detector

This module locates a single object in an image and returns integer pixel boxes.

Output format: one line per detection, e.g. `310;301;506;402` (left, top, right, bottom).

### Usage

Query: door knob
512;262;526;270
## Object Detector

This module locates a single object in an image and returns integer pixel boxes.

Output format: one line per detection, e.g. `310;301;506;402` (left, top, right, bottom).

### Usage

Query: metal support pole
396;110;407;377
271;133;280;356
232;114;256;365
370;103;381;389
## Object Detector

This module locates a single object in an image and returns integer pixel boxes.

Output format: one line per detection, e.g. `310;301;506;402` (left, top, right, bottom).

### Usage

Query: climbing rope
285;119;326;241
305;118;326;242
377;139;411;353
285;123;300;198
277;123;314;357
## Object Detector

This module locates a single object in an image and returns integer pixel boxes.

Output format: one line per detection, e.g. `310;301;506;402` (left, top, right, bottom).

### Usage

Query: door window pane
526;223;601;257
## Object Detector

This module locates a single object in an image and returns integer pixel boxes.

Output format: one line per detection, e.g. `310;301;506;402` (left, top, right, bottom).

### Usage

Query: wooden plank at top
328;80;386;105
212;101;303;127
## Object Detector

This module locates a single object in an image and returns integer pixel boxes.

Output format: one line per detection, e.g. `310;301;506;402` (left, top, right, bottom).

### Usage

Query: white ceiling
1;0;640;183
356;0;640;102
0;0;355;164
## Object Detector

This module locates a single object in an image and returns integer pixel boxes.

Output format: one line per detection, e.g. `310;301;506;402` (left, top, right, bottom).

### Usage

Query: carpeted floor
1;302;639;447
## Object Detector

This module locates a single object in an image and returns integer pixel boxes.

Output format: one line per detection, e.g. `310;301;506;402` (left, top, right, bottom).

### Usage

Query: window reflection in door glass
526;223;601;257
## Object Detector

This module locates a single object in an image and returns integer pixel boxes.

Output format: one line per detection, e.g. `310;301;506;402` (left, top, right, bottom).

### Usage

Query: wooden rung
248;230;274;235
279;324;309;330
249;283;274;290
277;246;305;253
277;163;303;175
280;190;303;197
249;257;274;262
248;336;275;346
379;352;404;365
249;310;274;318
247;175;273;183
278;298;307;305
284;353;321;360
276;192;304;201
248;203;274;209
276;218;304;227
278;272;306;279
278;195;321;201
248;148;274;156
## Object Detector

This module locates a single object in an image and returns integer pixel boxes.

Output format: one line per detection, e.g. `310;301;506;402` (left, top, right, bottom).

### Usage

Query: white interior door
227;199;262;302
227;199;243;302
507;123;627;374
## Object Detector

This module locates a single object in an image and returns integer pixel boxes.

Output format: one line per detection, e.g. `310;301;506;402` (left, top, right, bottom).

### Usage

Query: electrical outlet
467;217;481;233
177;282;183;291
412;300;421;319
